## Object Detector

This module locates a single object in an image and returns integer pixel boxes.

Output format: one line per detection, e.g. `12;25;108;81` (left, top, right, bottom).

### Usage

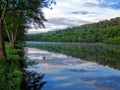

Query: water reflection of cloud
25;46;120;90
25;48;50;54
57;82;74;87
50;53;68;58
27;64;62;74
94;76;120;90
25;47;70;61
52;76;71;81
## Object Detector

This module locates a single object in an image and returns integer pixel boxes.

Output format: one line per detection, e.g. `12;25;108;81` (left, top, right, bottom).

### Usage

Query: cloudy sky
28;0;120;34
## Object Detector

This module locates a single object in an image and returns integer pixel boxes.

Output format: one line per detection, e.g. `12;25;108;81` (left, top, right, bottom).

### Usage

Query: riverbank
0;42;25;90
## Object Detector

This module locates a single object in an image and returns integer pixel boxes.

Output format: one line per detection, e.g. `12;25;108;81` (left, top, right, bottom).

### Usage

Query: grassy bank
0;42;25;90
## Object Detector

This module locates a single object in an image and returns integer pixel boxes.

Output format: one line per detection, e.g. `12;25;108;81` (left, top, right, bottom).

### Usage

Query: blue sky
28;0;120;34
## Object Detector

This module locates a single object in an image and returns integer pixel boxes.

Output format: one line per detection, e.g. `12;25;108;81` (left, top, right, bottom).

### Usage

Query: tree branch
4;18;11;42
14;23;18;42
2;1;8;21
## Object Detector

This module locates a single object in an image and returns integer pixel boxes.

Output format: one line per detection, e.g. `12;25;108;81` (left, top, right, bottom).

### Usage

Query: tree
4;12;26;48
0;1;8;59
0;0;55;59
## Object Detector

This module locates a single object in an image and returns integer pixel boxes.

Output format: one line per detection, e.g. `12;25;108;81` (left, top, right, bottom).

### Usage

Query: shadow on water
26;41;120;70
23;49;47;90
21;72;46;90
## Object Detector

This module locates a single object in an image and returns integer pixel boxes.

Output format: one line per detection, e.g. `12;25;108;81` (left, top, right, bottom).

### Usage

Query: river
25;41;120;90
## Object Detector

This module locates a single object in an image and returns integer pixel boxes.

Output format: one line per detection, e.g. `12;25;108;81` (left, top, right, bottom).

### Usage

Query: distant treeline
26;17;120;44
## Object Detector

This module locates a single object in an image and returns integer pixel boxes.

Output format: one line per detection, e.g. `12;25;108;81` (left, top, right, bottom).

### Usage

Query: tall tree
0;0;55;59
0;1;8;59
4;11;26;48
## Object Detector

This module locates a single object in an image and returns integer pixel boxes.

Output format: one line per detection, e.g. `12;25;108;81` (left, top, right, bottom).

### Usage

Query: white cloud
27;0;120;34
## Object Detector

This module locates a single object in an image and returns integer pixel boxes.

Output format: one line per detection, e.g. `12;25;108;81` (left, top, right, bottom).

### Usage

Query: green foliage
103;37;120;44
0;60;23;90
2;0;55;47
0;42;25;90
26;61;36;66
26;17;120;44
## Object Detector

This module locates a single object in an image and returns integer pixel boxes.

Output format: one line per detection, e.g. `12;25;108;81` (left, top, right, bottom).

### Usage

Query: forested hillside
26;17;120;44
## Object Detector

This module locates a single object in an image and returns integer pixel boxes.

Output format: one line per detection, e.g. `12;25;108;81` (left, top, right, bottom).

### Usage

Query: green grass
0;42;25;90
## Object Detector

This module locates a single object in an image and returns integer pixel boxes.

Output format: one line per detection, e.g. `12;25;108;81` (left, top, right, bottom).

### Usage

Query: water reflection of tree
21;72;46;90
27;43;120;70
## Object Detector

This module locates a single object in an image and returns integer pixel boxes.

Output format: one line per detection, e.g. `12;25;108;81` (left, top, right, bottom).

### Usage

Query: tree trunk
0;20;7;59
0;3;7;60
10;39;15;48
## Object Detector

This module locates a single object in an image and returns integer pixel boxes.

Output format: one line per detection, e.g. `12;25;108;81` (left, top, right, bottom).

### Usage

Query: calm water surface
25;41;120;90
